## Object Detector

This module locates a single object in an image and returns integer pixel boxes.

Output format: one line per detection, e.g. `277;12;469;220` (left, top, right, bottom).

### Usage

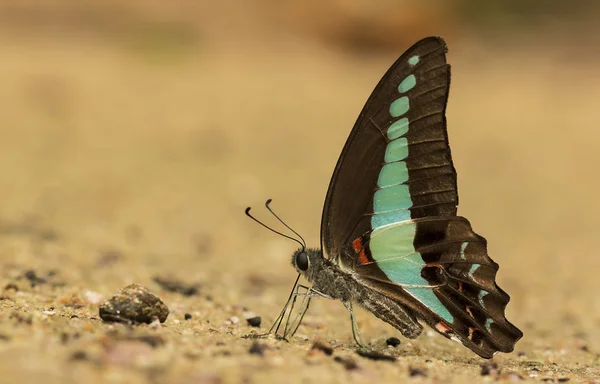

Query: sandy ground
0;30;599;383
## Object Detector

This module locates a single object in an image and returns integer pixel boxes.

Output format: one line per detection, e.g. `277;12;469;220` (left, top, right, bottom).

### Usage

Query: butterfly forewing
321;37;456;266
320;36;522;358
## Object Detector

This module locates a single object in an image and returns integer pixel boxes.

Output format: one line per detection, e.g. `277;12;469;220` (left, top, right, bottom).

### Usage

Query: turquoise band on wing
369;59;455;324
370;224;454;323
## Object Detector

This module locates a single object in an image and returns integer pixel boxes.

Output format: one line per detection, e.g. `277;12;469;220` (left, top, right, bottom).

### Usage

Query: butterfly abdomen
352;282;423;339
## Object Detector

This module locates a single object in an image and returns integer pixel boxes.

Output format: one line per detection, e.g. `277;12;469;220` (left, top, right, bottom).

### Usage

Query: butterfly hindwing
320;36;521;357
352;216;522;358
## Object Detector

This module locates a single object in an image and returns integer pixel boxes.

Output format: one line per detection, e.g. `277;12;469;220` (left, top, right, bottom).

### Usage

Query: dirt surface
0;22;600;384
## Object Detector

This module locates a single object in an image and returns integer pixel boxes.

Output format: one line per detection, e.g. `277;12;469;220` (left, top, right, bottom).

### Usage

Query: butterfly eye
296;251;309;271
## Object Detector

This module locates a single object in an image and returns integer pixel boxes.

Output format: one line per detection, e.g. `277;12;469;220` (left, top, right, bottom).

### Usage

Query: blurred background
1;0;600;381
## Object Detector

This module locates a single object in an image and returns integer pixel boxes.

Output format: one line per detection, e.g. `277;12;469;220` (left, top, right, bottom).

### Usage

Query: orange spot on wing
435;321;452;334
352;238;362;252
352;237;370;265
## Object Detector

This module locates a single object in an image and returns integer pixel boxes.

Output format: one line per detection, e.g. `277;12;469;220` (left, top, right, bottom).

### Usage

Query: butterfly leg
244;283;300;340
343;300;367;349
284;285;331;339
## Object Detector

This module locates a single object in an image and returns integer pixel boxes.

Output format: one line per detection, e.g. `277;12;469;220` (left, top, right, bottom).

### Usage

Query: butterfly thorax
292;248;353;302
291;247;424;339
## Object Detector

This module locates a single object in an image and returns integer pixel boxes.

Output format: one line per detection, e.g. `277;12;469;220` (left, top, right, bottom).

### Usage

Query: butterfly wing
321;36;458;265
320;37;522;358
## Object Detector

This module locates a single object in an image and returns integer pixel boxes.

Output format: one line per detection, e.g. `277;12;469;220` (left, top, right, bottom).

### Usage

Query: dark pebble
184;313;193;320
134;334;166;348
0;333;11;342
246;316;261;328
480;362;500;376
99;283;169;324
3;283;19;291
386;337;401;347
356;349;396;361
311;340;333;356
153;275;200;296
70;351;88;361
248;341;265;357
23;270;47;287
334;356;359;370
409;367;427;377
558;379;570;383
96;249;123;267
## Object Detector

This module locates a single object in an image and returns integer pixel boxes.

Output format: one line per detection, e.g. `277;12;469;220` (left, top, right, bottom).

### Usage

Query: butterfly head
291;248;324;278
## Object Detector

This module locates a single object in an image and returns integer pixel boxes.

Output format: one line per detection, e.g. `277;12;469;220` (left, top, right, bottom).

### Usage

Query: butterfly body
279;36;521;359
292;248;423;339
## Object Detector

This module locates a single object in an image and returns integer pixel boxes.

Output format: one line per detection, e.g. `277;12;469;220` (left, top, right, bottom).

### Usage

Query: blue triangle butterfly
249;36;522;358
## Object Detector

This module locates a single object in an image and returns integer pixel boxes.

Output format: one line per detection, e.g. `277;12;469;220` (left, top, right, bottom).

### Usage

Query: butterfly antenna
265;199;307;249
245;206;305;249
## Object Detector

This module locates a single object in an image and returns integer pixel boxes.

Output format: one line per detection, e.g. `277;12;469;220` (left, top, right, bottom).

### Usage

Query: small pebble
311;340;333;356
70;351;88;361
246;316;261;328
99;284;169;324
248;342;265;357
3;283;18;291
23;270;47;287
185;313;193;320
334;356;359;370
228;316;240;325
153;275;200;296
356;349;396;361
133;334;166;348
386;337;401;347
480;362;500;376
409;367;427;377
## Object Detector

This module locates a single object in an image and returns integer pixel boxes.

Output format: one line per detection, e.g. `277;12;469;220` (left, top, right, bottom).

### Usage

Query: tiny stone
480;362;500;376
311;340;333;356
133;334;166;348
153;275;200;296
386;337;401;347
557;379;570;383
3;283;18;291
409;367;427;377
228;316;240;325
356;349;396;361
334;356;359;370
248;341;265;357
184;313;192;320
246;316;261;328
23;270;47;287
99;284;169;324
70;351;88;361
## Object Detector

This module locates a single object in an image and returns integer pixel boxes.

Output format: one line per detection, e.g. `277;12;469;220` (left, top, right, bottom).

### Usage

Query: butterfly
247;36;522;359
